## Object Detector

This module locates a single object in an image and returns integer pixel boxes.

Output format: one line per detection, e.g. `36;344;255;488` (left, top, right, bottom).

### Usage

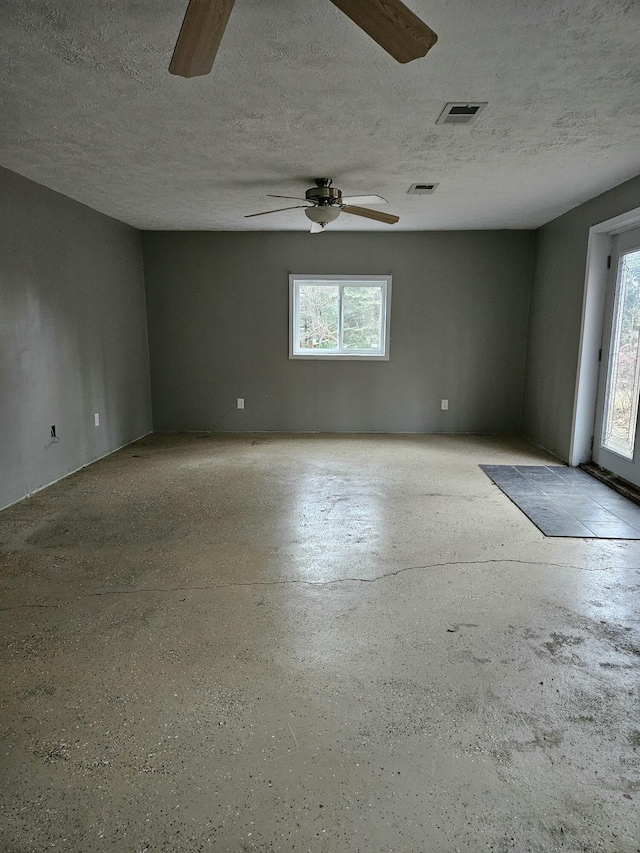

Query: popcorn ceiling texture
0;0;639;230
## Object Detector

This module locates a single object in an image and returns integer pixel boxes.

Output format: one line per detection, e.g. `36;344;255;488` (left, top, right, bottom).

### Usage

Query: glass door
593;227;640;485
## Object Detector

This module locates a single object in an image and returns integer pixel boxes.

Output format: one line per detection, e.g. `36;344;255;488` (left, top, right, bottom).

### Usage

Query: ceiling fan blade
169;0;236;78
341;194;388;205
309;222;325;233
328;0;437;63
267;194;309;202
244;205;308;218
342;205;400;224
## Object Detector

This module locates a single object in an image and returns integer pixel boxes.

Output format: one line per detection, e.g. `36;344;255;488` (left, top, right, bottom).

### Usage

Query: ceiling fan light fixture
305;206;341;225
246;179;400;227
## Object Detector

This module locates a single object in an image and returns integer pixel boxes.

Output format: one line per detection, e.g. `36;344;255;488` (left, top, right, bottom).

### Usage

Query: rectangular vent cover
408;183;439;194
436;102;487;125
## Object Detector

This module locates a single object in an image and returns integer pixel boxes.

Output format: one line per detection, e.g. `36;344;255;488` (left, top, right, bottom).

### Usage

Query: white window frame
289;274;392;360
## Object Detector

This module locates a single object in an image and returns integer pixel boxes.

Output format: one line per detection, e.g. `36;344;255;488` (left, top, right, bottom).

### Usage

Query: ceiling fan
169;0;438;78
244;178;400;232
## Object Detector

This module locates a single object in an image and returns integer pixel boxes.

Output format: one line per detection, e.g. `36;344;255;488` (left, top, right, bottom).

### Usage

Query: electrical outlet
237;398;245;410
94;412;100;426
441;399;449;411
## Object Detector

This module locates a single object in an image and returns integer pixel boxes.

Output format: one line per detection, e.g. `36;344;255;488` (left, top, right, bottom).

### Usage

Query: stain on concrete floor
1;433;640;851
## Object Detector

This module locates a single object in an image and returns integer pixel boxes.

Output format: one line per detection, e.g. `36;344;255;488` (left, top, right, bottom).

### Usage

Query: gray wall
0;167;152;509
143;231;534;433
522;173;640;461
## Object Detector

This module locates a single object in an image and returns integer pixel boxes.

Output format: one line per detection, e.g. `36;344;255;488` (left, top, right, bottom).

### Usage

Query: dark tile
480;466;513;480
515;470;566;485
573;481;620;499
526;504;596;535
488;471;531;484
611;500;640;512
482;469;534;495
494;477;536;491
513;498;558;513
555;502;620;523
501;487;538;499
558;474;611;494
528;514;583;530
489;474;532;488
584;521;640;539
610;507;640;528
537;520;594;537
525;499;566;513
525;502;580;521
548;466;592;482
539;483;581;496
479;465;640;538
552;494;602;509
594;494;638;510
479;465;516;475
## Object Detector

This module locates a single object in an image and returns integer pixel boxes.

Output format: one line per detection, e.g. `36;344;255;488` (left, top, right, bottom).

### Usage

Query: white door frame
569;205;640;466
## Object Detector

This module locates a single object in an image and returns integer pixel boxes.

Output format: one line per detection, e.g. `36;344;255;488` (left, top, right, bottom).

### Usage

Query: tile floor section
481;464;640;538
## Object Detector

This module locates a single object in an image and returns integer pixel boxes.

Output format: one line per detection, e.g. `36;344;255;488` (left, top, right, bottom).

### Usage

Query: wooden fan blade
244;205;308;218
341;194;388;205
328;0;437;63
342;205;400;224
267;194;309;201
169;0;236;78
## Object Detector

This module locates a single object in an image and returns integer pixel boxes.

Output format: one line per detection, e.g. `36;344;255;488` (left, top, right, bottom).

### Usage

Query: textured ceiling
1;0;639;231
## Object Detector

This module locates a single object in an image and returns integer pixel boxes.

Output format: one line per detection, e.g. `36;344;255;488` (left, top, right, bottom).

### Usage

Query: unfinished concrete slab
1;433;639;852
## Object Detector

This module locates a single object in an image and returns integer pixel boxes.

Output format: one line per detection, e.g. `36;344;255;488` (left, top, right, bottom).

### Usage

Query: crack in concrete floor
1;558;630;612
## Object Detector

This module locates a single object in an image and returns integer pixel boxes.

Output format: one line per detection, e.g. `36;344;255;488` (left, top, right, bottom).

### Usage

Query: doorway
570;206;640;469
593;227;640;486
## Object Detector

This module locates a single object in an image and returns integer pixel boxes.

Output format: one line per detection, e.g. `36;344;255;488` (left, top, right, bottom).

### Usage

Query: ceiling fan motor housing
305;184;342;206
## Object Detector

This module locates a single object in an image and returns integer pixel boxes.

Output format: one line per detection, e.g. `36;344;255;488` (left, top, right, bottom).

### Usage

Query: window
289;275;392;359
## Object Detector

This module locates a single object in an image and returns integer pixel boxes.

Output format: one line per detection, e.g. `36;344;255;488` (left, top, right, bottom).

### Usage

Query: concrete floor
1;433;640;852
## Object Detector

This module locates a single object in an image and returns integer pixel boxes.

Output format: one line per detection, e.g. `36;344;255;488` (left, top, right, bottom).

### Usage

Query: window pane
342;286;383;350
297;285;339;350
602;248;640;459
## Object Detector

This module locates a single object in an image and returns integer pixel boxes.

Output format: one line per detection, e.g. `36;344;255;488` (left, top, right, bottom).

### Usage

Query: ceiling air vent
436;102;487;125
408;183;439;194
